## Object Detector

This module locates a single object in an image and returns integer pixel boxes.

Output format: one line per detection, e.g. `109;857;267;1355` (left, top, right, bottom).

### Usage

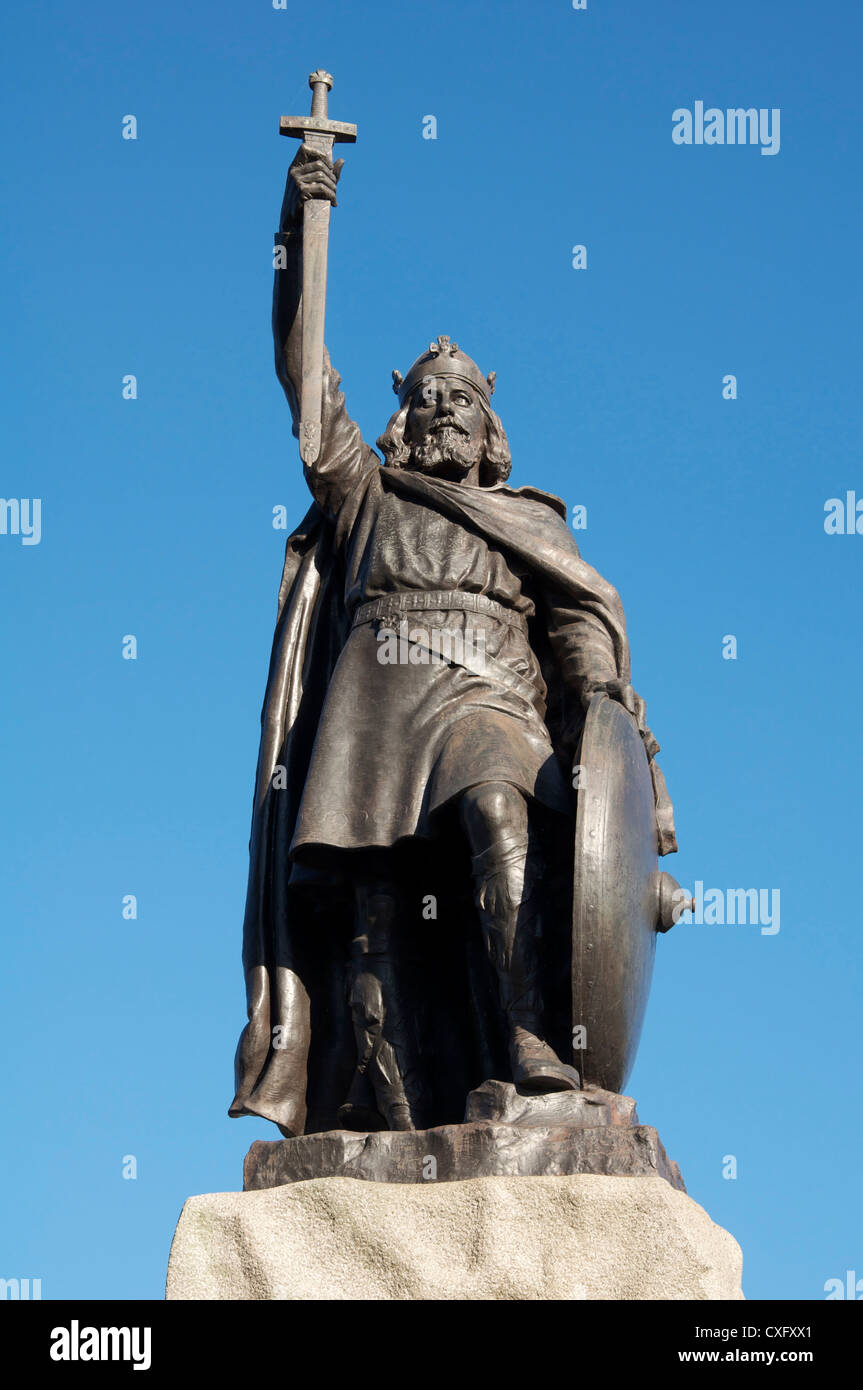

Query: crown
392;335;497;406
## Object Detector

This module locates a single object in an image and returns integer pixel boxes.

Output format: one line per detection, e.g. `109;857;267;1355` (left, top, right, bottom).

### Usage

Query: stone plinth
166;1174;744;1300
243;1082;686;1192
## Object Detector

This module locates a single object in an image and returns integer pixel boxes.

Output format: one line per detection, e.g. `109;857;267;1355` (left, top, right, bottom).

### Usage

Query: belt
352;590;528;631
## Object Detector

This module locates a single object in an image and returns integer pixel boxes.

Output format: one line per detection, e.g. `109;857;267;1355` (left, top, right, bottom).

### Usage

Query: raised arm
273;147;376;516
273;146;341;420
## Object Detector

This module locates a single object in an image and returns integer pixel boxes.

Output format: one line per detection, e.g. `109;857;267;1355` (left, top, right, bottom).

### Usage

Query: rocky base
243;1080;686;1192
166;1174;744;1300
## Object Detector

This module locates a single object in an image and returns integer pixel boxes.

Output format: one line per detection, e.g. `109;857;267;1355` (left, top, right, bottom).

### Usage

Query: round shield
571;694;661;1093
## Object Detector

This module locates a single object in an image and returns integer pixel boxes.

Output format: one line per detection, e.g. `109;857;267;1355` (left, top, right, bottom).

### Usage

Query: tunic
289;369;584;857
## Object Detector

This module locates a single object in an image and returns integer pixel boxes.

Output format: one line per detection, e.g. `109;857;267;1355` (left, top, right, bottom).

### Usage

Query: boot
341;881;422;1130
472;837;580;1093
336;1068;388;1132
504;918;580;1092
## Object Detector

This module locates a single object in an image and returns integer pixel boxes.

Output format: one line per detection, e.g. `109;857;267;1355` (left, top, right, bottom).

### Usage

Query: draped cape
229;464;676;1134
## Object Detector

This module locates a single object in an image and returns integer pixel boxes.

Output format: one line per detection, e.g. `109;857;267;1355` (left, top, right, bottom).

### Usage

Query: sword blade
299;131;334;465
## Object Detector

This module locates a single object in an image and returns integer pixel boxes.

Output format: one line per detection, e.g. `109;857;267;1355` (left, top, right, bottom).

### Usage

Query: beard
406;424;484;479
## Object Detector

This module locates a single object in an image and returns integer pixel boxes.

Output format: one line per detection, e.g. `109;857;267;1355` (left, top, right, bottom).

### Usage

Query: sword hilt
280;69;357;146
309;69;332;119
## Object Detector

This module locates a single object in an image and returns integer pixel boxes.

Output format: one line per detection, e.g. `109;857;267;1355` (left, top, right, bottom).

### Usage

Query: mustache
428;419;469;437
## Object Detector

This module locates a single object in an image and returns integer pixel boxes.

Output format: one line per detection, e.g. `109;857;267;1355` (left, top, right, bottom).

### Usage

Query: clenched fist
281;145;344;227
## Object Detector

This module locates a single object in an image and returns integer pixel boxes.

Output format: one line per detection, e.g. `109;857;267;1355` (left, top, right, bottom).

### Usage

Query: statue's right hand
283;145;344;224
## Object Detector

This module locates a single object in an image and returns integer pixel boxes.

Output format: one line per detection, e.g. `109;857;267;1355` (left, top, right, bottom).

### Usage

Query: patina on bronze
229;73;686;1151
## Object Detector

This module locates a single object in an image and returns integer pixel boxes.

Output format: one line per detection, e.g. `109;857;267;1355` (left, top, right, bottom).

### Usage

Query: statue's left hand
577;679;661;759
581;678;646;728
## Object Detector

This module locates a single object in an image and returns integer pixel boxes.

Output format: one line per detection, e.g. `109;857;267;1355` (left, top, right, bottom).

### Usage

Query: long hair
376;394;512;486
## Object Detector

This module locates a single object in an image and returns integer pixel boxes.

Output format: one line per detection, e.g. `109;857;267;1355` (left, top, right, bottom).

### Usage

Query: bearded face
404;377;487;482
407;421;485;477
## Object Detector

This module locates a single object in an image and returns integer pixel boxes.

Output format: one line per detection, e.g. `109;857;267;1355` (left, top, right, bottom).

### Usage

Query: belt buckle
376;604;403;631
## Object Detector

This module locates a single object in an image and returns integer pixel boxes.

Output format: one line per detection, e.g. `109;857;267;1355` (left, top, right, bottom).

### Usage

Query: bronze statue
229;74;685;1146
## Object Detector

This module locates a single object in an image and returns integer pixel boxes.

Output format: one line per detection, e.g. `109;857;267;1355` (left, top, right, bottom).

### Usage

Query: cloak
229;463;677;1135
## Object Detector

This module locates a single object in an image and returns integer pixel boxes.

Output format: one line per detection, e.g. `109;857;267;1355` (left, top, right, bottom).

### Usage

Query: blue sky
2;0;861;1300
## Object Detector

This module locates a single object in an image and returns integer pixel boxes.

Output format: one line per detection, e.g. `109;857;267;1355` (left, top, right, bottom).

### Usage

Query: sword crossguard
280;68;357;146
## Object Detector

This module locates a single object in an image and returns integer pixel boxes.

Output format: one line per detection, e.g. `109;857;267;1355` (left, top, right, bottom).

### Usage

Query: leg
460;781;579;1092
339;872;421;1131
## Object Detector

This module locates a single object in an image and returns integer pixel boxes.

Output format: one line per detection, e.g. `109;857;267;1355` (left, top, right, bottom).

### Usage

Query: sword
280;70;357;464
